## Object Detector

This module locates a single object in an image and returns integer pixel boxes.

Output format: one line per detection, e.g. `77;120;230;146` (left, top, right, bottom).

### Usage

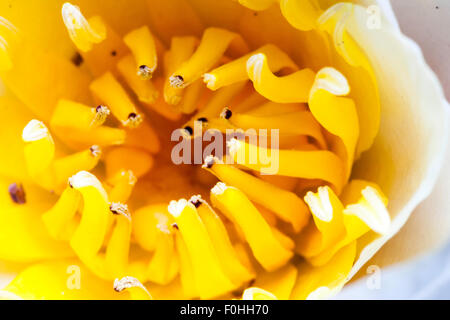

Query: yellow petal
0;179;73;262
291;241;356;300
1;260;122;300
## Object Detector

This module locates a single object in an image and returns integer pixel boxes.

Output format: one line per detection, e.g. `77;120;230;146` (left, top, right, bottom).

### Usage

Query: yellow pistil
124;26;159;80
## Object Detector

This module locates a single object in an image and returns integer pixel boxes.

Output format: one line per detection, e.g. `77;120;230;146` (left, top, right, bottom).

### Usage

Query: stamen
177;79;205;114
189;195;204;208
124;112;143;128
51;100;110;131
89;145;102;158
226;138;241;156
220;107;232;120
123;26;158;80
117;54;159;104
113;276;148;293
107;170;137;203
90;72;142;128
71;52;84;66
183;81;246;129
110;202;131;219
92;105;110;126
52;147;102;190
344;186;391;235
202;155;218;169
68;171;108;200
168;199;190;218
137;65;152;79
169;75;185;88
211;182;228;195
304;187;333;222
22;120;52;142
61;2;106;52
8;183;26;204
22;120;55;183
163;36;198;105
203;44;298;91
183;126;193;136
246;53;316;103
169;27;247;88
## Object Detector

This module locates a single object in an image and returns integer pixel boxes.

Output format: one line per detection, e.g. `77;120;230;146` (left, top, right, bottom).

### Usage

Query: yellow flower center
0;0;391;300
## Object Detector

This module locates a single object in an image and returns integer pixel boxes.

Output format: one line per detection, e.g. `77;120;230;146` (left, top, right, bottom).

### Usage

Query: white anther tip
22;120;51;142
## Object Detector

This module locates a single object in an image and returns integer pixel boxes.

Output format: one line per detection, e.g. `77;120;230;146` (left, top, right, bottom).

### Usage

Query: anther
91;104;110;126
189;195;204;208
124;112;143;128
113;276;146;292
220;107;232;120
183;126;193;136
110;202;131;219
211;182;227;195
71;52;84;66
171;223;179;230
8;183;26;204
197;117;208;123
22;120;51;142
202;155;217;169
89;145;101;158
137;65;152;80
169;75;185;88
